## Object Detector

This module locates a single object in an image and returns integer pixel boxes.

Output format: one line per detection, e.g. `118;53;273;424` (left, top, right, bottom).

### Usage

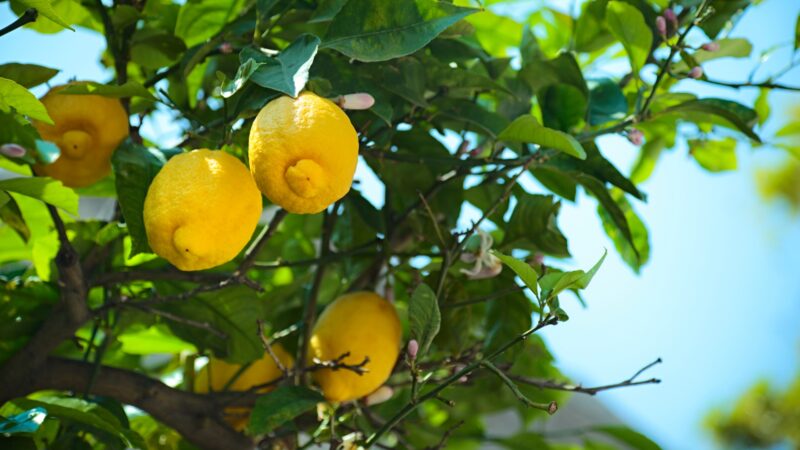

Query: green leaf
130;31;187;70
248;386;324;435
505;194;570;257
606;2;653;79
588;78;628;125
700;0;750;39
598;189;649;273
574;0;614;53
795;13;800;52
111;141;173;256
0;64;59;88
160;286;265;363
673;38;752;72
492;251;539;297
175;0;245;47
409;283;441;357
548;142;645;201
0;177;77;215
539;250;606;298
117;325;198;355
0;194;31;242
539;83;587;132
59;81;155;101
498;115;586;160
0;407;46;435
689;138;737;172
309;0;348;23
659;98;761;142
12;396;144;448
245;34;321;97
577;173;640;259
0;78;53;124
14;0;75;31
323;0;479;62
593;426;662;450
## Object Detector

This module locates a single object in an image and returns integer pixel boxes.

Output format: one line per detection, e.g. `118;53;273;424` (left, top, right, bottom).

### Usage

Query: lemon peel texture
143;149;262;271
308;291;402;402
31;84;129;187
248;92;359;214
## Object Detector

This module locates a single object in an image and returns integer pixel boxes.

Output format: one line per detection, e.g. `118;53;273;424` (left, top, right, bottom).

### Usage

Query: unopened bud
701;42;720;52
655;16;667;37
0;143;26;158
338;93;375;110
457;139;470;155
407;339;419;360
547;401;558;415
219;42;234;54
688;66;704;79
532;253;545;266
627;128;644;146
364;386;394;406
663;8;678;28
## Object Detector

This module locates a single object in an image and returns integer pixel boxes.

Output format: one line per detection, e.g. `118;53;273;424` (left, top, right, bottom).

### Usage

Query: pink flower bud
688;66;704;79
407;339;419;360
663;8;678;28
219;42;234;54
627;128;644;146
532;253;545;266
701;42;720;52
655;16;667;37
0;143;26;158
339;93;375;110
456;139;470;155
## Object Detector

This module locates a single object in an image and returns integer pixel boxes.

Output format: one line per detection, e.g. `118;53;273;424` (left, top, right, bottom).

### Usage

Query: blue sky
1;1;800;449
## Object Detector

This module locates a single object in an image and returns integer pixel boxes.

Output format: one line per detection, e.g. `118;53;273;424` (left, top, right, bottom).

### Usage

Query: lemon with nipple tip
143;149;262;271
248;91;359;214
31;84;129;187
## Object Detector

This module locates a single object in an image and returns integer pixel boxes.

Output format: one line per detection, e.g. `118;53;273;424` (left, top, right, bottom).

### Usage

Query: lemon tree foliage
0;0;796;449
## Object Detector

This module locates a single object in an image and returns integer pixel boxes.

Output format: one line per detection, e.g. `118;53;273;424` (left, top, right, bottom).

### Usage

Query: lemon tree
0;1;797;449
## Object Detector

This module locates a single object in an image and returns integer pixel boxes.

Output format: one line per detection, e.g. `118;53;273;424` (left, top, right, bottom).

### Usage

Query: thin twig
296;208;336;379
237;208;288;275
482;360;558;414
257;319;288;375
0;8;37;38
508;358;662;396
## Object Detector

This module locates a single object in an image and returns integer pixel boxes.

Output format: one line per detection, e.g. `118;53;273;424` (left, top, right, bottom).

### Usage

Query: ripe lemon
248;92;359;214
195;345;294;430
308;291;402;402
31;84;129;187
143;149;262;271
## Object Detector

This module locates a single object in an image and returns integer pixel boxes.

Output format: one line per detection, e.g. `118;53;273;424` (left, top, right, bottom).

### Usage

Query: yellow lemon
31;84;129;187
248;92;359;214
143;149;262;271
308;291;402;402
195;345;294;430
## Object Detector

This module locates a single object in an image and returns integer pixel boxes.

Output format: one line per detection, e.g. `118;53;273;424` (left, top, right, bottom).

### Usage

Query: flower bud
688;66;704;79
655;16;667;37
339;93;375;110
219;42;234;54
627;128;644;146
663;8;678;28
407;339;419;360
0;143;26;158
701;42;720;52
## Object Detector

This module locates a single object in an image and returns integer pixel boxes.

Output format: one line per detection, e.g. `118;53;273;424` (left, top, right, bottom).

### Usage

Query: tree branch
508;358;662;396
0;8;37;38
0;206;89;403
26;357;255;450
